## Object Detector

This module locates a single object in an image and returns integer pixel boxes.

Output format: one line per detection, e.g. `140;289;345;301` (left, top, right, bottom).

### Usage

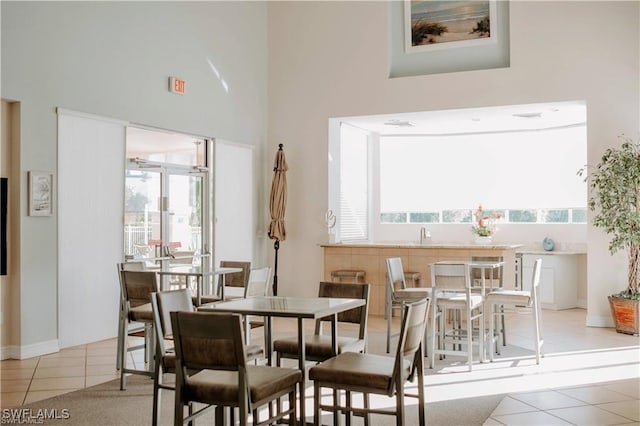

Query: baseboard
1;339;59;360
1;345;18;360
586;314;615;328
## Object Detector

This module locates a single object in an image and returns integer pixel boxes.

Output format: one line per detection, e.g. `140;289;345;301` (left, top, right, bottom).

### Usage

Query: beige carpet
20;373;503;425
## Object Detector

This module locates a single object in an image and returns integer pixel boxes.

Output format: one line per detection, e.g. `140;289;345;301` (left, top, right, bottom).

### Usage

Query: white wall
268;1;639;328
1;1;268;353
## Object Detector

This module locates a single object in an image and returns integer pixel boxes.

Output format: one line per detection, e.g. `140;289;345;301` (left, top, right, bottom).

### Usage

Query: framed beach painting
405;0;498;53
29;171;53;216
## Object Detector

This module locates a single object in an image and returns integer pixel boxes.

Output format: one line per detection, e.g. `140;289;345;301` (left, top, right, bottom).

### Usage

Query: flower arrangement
471;204;501;237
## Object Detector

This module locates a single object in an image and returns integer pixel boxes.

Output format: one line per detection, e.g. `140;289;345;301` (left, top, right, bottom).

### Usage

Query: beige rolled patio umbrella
268;144;288;296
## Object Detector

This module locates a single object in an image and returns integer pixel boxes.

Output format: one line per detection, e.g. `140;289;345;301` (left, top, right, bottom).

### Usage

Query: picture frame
404;0;498;54
29;171;53;216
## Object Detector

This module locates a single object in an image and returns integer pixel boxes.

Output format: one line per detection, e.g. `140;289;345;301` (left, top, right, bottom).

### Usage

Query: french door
124;162;209;261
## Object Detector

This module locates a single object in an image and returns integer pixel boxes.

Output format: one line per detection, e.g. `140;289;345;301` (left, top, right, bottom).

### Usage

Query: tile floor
1;308;639;425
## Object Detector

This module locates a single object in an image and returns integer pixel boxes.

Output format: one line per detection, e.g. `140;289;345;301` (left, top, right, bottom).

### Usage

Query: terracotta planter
608;295;639;335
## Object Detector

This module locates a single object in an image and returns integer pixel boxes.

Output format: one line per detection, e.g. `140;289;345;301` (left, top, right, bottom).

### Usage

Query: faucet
420;226;431;245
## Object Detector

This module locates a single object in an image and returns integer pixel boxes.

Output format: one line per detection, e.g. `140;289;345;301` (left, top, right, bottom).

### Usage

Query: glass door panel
167;173;202;257
124;169;163;259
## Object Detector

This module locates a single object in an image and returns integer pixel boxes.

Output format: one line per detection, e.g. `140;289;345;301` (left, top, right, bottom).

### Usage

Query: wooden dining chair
116;264;158;391
170;311;301;426
273;281;370;365
151;289;265;425
310;298;430;426
218;260;251;298
150;289;194;426
386;257;431;353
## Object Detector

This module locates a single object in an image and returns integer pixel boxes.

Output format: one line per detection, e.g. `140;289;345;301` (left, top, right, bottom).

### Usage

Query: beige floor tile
603;379;640;399
86;355;116;366
85;364;119;377
87;337;118;348
0;358;39;370
0;368;36;380
482;418;504;426
510;390;588;410
596;400;640;422
86;345;117;357
1;379;31;393
556;385;633;404
37;357;85;368
0;391;26;408
23;388;79;405
490;396;538;416
85;374;118;387
28;376;85;391
492;411;572;425
33;366;85;379
41;348;86;359
549;404;634;425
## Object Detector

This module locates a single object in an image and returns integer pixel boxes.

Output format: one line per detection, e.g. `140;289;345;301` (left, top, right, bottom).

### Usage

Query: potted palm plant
580;135;640;335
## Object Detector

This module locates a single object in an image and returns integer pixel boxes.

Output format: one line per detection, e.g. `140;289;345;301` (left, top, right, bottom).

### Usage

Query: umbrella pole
273;239;279;296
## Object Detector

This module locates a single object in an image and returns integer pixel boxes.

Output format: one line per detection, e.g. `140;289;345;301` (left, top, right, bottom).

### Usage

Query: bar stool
330;269;366;284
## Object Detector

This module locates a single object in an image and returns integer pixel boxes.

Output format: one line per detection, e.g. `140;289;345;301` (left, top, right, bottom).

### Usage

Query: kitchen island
321;242;522;316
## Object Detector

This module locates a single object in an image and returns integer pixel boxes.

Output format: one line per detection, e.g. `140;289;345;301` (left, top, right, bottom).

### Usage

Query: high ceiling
338;101;586;136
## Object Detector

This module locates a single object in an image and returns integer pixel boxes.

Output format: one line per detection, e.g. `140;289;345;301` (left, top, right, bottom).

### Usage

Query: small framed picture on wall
29;171;53;216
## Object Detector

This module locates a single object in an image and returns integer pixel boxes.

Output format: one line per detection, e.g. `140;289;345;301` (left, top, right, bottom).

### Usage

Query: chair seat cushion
273;335;365;359
436;293;484;309
486;290;531;306
185;365;301;405
129;303;154;322
309;352;410;393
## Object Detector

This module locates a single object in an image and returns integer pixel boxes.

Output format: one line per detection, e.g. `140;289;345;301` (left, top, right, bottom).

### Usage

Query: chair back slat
171;311;246;371
219;261;251;288
317;281;369;325
471;256;503;283
386;257;407;292
392;298;429;390
430;262;471;291
244;267;271;297
400;298;429;357
119;267;158;307
155;289;194;339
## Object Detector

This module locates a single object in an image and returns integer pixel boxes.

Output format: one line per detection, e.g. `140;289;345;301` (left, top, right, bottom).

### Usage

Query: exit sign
169;77;185;95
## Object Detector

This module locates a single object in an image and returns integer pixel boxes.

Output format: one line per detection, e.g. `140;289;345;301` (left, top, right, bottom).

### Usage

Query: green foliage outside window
571;208;587;223
380;213;407;223
544;209;569;223
442;210;472;223
509;210;537;222
409;212;439;223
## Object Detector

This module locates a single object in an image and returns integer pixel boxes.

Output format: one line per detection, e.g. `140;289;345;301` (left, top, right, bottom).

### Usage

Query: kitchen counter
321;242;523;249
321;242;520;316
516;249;586;255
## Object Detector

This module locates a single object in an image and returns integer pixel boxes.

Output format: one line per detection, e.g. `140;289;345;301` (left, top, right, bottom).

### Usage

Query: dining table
155;265;242;305
198;295;366;424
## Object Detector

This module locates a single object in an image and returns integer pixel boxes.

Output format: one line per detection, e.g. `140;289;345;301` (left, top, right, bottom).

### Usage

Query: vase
475;236;492;245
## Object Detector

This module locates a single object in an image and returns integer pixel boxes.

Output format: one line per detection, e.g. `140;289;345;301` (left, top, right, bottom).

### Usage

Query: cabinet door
523;262;554;306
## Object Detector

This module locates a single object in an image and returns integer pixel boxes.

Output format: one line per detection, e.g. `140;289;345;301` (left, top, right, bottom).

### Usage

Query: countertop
320;242;524;249
517;249;587;255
